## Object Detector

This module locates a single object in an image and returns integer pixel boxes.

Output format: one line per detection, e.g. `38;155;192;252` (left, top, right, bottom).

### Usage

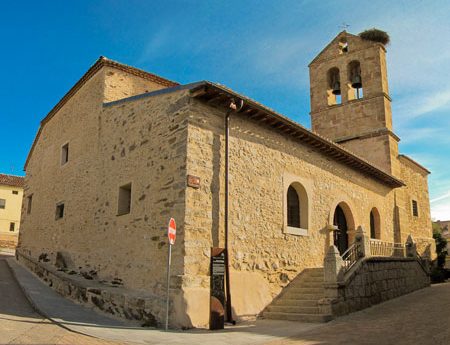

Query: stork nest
358;28;390;45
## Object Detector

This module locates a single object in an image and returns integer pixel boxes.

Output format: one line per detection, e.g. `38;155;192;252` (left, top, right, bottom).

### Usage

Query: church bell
351;75;362;89
332;81;341;95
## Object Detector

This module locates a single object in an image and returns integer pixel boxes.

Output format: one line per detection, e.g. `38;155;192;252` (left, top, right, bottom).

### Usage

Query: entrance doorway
333;205;349;255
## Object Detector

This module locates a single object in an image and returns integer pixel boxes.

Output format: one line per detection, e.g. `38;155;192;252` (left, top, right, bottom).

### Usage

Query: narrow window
12;190;18;195
61;143;69;165
370;208;381;239
55;203;65;220
0;199;5;209
9;222;15;232
117;183;132;215
27;195;33;214
412;200;419;217
287;186;300;228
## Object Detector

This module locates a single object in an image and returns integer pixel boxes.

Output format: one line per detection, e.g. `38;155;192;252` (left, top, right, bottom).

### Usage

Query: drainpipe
224;98;243;324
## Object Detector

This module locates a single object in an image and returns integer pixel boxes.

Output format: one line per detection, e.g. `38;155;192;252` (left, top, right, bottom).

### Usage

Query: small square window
27;195;33;214
0;199;5;209
12;190;19;195
117;183;132;215
55;203;65;220
9;222;15;232
61;143;69;165
412;200;418;217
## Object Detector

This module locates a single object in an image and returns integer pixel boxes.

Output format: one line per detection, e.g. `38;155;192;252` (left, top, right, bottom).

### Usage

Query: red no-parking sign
165;217;176;330
168;218;176;245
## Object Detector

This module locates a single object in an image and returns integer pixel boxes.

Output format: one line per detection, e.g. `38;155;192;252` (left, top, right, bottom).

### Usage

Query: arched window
370;208;381;239
348;60;363;100
327;67;341;105
284;181;309;236
287;186;300;228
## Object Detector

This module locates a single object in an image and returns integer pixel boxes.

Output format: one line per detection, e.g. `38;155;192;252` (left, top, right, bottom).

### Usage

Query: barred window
412;200;418;217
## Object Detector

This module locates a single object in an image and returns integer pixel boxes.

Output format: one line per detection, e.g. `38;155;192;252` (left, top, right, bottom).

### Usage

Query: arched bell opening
347;60;363;100
327;67;341;106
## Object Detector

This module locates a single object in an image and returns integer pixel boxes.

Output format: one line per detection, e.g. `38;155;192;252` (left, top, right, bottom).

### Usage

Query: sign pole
165;242;172;331
165;218;176;331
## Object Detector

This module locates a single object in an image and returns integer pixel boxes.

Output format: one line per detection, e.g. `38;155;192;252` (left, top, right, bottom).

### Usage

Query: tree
431;222;448;282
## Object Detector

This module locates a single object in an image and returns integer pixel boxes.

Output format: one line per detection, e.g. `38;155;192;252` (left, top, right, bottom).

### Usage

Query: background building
0;173;24;252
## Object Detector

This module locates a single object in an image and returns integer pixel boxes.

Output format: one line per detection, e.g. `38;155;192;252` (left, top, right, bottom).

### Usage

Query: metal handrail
341;242;361;273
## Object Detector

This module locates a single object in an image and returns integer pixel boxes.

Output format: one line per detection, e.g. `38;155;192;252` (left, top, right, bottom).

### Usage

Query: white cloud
431;191;450;204
431;197;450;221
136;26;176;65
394;89;450;123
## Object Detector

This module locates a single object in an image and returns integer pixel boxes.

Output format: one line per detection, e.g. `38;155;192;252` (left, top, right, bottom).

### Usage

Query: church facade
18;31;433;328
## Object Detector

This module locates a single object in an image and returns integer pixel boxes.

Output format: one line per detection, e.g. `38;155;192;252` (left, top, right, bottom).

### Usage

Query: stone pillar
320;245;344;316
355;225;370;258
405;234;417;258
323;246;344;289
326;224;338;247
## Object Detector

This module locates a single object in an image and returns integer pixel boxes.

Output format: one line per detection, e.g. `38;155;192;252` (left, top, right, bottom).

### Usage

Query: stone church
18;31;433;328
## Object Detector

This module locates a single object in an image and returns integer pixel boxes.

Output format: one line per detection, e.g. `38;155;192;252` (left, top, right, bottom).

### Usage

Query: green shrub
431;225;448;283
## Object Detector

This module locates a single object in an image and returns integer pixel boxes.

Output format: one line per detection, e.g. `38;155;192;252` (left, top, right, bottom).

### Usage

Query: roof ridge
24;57;179;170
0;173;25;178
191;81;404;188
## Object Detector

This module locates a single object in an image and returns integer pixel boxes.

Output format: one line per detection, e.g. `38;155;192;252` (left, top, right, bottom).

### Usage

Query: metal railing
369;239;405;257
342;242;361;273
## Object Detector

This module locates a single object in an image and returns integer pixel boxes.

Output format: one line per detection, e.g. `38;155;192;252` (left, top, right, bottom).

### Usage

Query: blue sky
0;0;449;220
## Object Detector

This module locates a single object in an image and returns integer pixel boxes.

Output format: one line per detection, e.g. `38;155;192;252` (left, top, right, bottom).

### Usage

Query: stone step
263;312;332;323
305;268;323;275
285;287;324;295
273;299;318;307
303;276;323;283
267;305;320;314
283;292;324;300
291;281;323;288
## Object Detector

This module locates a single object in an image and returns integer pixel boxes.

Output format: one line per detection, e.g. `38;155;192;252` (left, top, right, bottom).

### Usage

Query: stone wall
397;156;433;253
16;252;163;326
322;257;430;317
184;98;404;325
19;68;192;327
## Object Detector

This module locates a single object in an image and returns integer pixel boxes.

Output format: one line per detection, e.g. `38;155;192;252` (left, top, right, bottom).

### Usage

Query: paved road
267;282;450;345
0;255;125;345
4;253;450;345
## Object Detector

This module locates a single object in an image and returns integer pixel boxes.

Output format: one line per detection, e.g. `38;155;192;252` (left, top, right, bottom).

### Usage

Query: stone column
320;245;344;316
405;234;417;258
355;226;370;258
326;224;338;247
323;245;344;292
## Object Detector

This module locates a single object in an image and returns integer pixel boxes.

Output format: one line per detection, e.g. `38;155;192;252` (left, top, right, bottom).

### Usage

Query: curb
5;257;117;341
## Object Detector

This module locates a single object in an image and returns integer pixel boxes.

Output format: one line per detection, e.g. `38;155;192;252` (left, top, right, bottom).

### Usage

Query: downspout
224;98;243;324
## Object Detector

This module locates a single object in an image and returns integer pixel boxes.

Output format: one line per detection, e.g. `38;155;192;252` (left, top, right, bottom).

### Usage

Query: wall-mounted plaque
187;175;201;189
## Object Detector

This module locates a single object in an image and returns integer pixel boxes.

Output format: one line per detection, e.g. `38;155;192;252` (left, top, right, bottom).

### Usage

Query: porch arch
328;198;357;248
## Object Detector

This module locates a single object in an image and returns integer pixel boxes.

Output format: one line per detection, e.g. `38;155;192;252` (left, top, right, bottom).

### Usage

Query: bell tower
309;31;400;176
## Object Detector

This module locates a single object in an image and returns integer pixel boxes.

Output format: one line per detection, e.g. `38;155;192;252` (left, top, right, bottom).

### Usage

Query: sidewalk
7;258;321;345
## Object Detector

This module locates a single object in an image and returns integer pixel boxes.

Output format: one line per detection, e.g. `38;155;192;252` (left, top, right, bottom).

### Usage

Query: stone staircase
263;268;332;322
